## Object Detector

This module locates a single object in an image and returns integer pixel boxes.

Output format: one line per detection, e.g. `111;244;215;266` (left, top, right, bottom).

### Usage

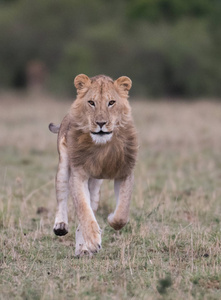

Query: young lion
49;74;138;256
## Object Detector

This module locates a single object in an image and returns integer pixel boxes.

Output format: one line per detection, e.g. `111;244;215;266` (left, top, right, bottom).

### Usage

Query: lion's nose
96;121;106;129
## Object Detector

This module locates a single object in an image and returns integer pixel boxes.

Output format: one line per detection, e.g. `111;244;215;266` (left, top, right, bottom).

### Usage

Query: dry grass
0;93;221;299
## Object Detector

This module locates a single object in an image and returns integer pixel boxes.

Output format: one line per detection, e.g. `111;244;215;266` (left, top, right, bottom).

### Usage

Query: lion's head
70;74;132;144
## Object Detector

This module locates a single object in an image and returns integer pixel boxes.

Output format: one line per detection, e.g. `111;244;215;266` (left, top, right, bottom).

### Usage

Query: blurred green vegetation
0;0;221;97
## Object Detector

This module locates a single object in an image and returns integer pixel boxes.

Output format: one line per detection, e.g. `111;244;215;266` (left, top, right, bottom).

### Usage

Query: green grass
0;94;221;299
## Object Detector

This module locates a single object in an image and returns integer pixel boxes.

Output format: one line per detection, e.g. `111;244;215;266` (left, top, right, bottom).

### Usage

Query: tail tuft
49;123;60;134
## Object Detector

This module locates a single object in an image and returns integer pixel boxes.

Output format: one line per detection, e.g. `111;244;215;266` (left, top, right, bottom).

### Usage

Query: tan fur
52;74;138;256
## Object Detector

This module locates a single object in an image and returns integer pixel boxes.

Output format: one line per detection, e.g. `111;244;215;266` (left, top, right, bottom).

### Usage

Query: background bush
0;0;221;97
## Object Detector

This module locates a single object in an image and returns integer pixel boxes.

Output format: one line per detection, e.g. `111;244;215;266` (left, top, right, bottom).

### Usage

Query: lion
49;74;138;257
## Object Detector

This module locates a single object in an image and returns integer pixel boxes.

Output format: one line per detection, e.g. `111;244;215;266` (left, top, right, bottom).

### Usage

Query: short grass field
0;93;221;300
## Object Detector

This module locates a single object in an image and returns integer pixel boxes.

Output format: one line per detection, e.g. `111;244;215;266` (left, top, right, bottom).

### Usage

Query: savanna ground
0;93;220;300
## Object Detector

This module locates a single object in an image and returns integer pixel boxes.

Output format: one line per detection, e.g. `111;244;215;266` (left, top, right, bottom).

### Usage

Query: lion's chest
82;143;127;179
69;141;127;179
87;147;126;179
68;130;137;180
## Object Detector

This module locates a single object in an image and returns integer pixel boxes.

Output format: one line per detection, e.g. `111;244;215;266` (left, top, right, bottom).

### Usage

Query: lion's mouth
91;130;112;136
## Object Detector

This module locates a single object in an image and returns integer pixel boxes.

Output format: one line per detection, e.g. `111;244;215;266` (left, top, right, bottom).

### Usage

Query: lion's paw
81;221;102;253
75;223;101;257
75;225;90;257
75;243;93;258
53;222;68;236
108;213;127;230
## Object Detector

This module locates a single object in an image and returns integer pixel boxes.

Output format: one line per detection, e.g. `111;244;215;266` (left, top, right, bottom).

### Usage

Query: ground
0;93;220;299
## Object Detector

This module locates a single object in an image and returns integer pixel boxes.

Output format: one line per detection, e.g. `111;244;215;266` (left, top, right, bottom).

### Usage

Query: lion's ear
74;74;91;92
114;76;132;96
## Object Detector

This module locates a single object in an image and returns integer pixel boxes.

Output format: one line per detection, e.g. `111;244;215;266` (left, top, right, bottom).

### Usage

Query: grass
0;93;221;299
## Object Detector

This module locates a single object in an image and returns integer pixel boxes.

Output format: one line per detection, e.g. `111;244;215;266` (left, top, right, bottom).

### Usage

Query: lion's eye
88;100;95;107
108;100;116;106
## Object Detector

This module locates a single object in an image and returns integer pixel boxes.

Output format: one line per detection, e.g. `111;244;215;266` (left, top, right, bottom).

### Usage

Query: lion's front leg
74;224;93;257
74;178;103;256
108;173;134;230
70;170;101;255
53;136;69;236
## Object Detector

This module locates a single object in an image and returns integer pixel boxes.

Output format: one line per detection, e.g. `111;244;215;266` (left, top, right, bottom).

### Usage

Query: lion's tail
49;123;60;134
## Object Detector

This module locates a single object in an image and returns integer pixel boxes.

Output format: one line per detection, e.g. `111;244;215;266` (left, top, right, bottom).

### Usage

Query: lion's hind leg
53;136;69;236
108;174;134;230
88;178;103;212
